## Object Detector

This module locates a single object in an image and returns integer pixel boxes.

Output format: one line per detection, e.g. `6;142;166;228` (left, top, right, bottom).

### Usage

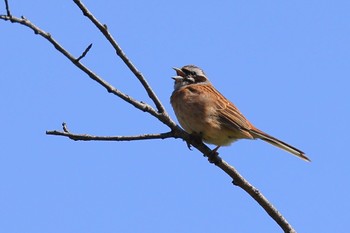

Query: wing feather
200;84;253;138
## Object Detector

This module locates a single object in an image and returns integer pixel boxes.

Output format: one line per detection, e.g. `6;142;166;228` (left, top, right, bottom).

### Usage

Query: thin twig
48;123;175;141
4;0;11;16
76;43;93;61
72;0;166;114
46;130;175;141
62;122;69;132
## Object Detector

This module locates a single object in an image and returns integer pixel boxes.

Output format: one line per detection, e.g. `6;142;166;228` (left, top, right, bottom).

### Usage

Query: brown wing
199;84;254;138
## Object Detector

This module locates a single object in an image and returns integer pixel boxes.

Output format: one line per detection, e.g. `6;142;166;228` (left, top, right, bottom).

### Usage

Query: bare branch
0;3;296;232
222;161;296;233
46;130;174;142
72;0;165;114
172;132;296;232
76;43;93;62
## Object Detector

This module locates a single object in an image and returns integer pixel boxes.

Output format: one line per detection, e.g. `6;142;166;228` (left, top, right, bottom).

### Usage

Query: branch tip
76;43;93;62
62;122;69;132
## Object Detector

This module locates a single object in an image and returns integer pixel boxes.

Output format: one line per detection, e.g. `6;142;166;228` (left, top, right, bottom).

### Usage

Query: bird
170;65;310;162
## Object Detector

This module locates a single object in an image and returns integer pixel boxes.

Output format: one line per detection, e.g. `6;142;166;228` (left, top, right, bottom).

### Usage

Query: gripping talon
186;141;192;150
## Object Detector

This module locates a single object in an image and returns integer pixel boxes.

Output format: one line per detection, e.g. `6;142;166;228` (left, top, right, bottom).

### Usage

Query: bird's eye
182;69;197;76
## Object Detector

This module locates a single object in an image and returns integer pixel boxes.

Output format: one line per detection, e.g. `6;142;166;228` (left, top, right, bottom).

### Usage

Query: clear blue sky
1;1;349;232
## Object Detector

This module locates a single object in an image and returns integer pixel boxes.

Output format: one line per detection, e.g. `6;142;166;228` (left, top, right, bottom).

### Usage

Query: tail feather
250;128;311;162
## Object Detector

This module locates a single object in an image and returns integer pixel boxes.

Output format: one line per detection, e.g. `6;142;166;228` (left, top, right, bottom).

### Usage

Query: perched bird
170;65;310;162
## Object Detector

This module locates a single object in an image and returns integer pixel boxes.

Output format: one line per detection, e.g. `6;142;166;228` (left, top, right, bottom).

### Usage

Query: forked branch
0;1;296;232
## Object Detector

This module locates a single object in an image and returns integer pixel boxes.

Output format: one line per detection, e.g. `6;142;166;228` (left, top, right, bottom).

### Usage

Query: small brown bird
170;65;310;162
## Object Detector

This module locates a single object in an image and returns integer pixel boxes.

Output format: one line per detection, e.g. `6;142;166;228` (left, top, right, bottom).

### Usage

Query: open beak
172;67;185;77
171;76;184;81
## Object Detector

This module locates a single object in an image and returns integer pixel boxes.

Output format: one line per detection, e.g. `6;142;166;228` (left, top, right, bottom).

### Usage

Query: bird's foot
207;146;222;165
186;133;203;150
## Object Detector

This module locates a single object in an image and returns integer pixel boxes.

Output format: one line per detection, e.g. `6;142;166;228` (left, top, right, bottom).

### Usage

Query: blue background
1;1;349;232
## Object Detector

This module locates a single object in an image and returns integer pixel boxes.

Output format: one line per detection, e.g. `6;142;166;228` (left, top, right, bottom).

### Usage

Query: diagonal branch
0;3;296;233
72;0;165;114
219;160;296;233
168;130;296;233
0;14;164;122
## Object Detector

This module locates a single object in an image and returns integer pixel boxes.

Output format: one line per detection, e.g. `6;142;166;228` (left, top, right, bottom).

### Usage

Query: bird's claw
186;141;193;150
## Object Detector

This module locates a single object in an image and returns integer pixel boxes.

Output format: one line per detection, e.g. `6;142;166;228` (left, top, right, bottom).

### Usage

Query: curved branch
0;3;296;232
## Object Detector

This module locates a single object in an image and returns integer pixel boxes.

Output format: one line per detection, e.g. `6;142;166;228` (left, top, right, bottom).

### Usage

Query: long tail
250;128;311;162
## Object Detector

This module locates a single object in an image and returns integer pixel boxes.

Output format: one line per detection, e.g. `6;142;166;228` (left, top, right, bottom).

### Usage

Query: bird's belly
176;109;238;146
